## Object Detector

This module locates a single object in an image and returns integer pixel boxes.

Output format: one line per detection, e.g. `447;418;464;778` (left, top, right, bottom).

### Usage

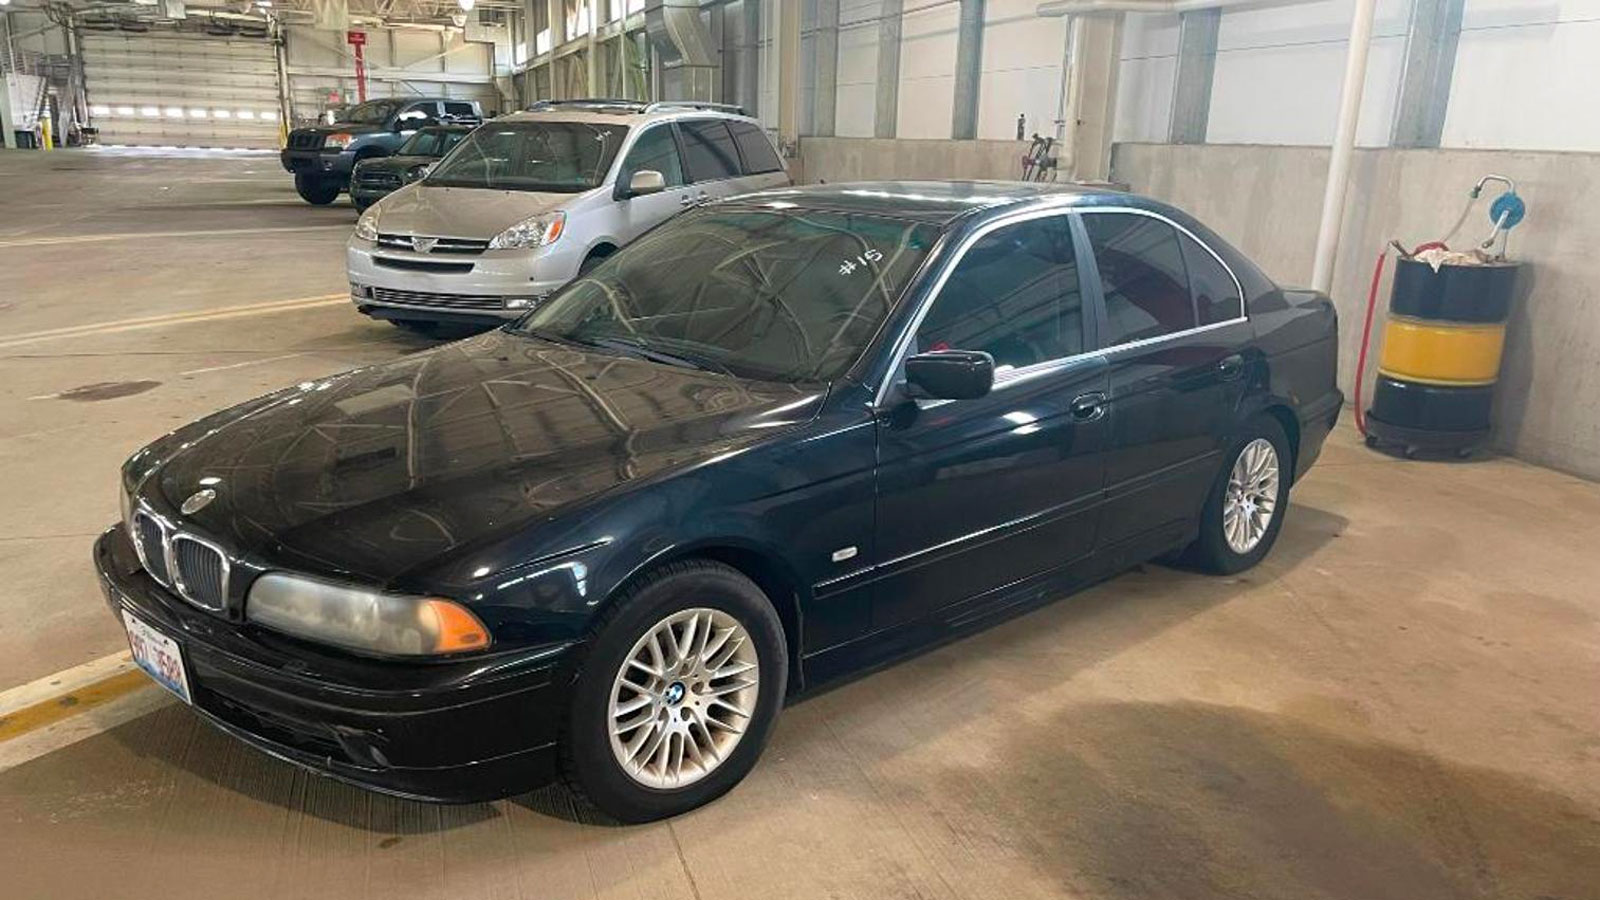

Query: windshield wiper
587;337;730;375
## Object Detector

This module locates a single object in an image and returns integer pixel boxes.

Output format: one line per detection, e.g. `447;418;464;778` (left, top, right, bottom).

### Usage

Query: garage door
83;31;282;149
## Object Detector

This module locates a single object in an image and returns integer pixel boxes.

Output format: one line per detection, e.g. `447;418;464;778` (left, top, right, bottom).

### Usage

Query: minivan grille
172;536;228;611
370;286;519;311
375;233;490;255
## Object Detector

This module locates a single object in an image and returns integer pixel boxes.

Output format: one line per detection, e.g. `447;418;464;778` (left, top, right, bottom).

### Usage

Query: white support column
1061;12;1122;182
1310;0;1377;295
776;0;800;157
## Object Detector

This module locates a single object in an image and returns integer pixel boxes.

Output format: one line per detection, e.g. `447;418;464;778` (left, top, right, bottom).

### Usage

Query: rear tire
1180;416;1292;575
561;560;787;823
294;172;340;205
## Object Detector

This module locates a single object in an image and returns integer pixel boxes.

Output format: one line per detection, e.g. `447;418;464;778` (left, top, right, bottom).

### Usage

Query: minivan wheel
294;172;340;205
561;560;787;823
1181;416;1291;575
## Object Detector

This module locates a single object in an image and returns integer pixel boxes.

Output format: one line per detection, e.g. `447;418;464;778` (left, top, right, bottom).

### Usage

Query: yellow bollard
40;113;53;151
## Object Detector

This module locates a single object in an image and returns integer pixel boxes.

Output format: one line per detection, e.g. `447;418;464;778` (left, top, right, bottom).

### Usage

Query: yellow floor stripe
0;669;153;743
0;293;348;350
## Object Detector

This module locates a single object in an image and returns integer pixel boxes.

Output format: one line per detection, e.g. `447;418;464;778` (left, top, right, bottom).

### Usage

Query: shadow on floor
926;699;1600;900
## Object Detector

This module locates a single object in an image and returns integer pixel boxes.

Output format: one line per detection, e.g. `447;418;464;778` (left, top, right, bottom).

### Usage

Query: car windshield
341;100;401;125
510;206;940;383
398;128;467;157
425;122;627;193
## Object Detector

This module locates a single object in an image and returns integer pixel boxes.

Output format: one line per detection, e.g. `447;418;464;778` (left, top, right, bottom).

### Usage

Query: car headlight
323;132;354;150
488;210;565;250
405;164;430;182
246;573;491;656
354;206;380;242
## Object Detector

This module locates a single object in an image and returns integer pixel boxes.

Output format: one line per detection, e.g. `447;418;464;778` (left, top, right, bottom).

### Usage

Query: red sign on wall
346;30;367;46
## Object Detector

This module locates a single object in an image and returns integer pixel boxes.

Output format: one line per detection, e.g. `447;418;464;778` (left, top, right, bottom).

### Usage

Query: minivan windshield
425;122;627;193
511;206;940;382
341;100;401;125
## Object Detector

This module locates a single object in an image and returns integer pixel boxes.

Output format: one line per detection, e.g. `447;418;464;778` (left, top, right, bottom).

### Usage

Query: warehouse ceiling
31;0;522;30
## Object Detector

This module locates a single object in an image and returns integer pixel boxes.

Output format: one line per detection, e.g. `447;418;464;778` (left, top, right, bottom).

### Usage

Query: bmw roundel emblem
181;488;217;516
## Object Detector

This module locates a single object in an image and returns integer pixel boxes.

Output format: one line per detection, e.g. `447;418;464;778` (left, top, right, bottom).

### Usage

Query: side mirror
904;350;994;401
626;169;666;197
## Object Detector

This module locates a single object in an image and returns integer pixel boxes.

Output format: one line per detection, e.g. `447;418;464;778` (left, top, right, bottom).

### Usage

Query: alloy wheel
607;607;760;789
1223;437;1280;554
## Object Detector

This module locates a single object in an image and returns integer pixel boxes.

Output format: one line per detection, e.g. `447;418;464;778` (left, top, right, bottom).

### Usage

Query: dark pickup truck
280;97;483;205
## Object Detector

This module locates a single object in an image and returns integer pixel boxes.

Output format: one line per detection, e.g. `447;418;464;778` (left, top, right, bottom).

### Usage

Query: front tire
562;561;787;822
294;172;340;205
1181;416;1292;574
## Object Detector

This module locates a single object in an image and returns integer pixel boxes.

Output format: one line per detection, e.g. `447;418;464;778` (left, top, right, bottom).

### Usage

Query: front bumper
281;148;356;181
94;525;572;803
346;236;582;324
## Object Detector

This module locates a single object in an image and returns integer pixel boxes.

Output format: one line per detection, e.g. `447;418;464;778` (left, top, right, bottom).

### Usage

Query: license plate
122;610;192;705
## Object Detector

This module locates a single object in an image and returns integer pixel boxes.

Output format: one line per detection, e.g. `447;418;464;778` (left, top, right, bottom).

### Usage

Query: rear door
1077;209;1252;552
677;118;746;203
872;212;1109;630
727;120;790;192
611;123;695;244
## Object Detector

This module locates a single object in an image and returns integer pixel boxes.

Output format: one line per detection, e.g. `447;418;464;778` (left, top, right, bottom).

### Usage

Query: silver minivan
348;100;791;330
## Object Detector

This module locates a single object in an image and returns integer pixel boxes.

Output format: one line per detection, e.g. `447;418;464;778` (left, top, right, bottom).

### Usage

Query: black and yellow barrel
1364;258;1520;456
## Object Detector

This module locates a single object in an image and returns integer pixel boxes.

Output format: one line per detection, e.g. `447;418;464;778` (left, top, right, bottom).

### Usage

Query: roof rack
525;98;648;112
642;101;748;116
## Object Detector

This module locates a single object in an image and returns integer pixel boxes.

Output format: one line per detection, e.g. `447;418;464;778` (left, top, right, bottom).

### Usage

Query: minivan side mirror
904;350;995;401
626;169;666;197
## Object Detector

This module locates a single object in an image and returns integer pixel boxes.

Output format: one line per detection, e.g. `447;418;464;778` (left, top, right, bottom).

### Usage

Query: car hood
140;331;824;585
368;183;583;239
299;122;389;136
357;154;436;173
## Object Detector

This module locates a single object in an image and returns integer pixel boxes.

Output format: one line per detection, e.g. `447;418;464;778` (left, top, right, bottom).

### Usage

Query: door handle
1217;354;1245;381
1070;392;1107;422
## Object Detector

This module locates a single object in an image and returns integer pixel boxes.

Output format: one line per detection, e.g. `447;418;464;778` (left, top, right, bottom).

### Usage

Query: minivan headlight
354;206;380;242
488;210;565;250
246;573;491;656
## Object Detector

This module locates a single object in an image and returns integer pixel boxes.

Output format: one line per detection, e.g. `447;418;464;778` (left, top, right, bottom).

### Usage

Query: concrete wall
1114;142;1600;480
799;135;1027;182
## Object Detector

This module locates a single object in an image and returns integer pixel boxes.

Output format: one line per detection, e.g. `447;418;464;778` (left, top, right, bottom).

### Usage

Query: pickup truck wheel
294;173;340;205
1181;416;1291;575
561;560;787;823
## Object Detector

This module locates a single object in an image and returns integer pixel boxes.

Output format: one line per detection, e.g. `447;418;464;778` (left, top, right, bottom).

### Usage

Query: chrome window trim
872;204;1248;409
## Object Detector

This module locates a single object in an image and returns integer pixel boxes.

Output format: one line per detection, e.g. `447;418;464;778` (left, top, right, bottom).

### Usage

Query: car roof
719;181;1130;225
498;100;759;128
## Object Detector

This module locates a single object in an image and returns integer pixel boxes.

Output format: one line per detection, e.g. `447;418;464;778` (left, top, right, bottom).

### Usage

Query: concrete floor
2;149;1598;900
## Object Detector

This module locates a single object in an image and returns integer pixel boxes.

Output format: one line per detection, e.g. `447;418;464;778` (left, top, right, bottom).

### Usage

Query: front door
872;213;1109;630
612;123;694;243
1077;210;1253;550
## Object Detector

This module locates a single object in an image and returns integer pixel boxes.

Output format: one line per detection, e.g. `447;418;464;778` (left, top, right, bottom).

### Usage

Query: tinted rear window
679;120;741;181
729;122;783;174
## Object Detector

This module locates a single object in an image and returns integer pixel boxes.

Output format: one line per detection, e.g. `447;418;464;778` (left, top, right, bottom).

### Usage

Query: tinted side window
442;101;477;118
729;122;783;174
1084;213;1197;348
618;125;685;187
1180;233;1242;325
679;120;741;182
915;216;1084;373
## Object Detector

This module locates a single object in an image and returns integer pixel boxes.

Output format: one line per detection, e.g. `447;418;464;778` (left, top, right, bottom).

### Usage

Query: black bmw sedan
97;181;1342;822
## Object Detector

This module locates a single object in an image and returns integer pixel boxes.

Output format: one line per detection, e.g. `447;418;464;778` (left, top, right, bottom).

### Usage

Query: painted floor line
0;651;136;718
180;352;306;376
0;224;350;250
0;686;171;774
0;293;348;350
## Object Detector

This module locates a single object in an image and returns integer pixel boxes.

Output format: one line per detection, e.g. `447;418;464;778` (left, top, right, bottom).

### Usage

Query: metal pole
1310;0;1376;294
950;0;983;139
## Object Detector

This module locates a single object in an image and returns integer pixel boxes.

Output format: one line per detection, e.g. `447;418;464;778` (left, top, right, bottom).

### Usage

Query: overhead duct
644;0;717;101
